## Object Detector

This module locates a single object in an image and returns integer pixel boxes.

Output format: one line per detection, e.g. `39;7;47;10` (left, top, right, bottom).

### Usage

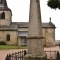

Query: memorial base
24;54;47;60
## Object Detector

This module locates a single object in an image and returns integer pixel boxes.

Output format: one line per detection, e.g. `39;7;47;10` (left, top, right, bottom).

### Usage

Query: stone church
0;0;55;47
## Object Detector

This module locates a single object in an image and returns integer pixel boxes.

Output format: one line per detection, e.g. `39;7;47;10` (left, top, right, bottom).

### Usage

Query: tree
47;0;60;9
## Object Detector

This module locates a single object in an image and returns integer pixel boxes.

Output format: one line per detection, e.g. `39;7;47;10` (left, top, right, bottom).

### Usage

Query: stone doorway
18;36;27;46
21;36;27;46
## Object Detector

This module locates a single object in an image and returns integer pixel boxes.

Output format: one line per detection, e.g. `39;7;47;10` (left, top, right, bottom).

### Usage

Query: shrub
0;41;6;45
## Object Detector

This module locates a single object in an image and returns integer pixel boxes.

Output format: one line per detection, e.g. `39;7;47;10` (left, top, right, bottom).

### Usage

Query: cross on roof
50;17;51;22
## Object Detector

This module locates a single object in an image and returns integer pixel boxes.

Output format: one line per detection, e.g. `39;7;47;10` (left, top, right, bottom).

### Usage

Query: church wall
18;27;55;47
0;31;17;45
45;28;55;47
42;28;46;46
18;37;21;46
42;28;55;47
0;11;12;26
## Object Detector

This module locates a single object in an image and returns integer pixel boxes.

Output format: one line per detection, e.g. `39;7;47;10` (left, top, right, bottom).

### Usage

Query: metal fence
45;50;57;60
5;50;27;60
5;50;57;60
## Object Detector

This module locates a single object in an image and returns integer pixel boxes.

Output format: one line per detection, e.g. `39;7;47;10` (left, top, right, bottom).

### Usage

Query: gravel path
0;46;60;60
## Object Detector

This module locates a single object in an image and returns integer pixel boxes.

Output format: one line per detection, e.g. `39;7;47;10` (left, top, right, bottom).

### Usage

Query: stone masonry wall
0;11;12;26
45;28;55;47
0;31;17;45
19;27;55;47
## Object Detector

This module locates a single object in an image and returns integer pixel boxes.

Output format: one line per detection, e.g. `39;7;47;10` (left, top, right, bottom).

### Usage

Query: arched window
6;34;10;41
1;12;5;19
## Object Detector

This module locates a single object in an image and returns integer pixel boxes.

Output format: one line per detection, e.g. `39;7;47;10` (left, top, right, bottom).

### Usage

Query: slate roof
0;22;55;31
12;22;55;28
0;0;7;8
0;0;12;14
0;23;18;31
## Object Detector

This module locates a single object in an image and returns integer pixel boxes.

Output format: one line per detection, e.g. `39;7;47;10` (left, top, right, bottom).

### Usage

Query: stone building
0;0;55;47
17;21;56;47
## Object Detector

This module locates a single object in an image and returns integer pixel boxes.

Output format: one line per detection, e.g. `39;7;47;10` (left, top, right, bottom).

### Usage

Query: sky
6;0;60;40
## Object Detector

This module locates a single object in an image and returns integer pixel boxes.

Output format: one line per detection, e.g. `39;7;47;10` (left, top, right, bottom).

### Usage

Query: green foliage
58;1;60;9
47;0;60;9
0;41;6;45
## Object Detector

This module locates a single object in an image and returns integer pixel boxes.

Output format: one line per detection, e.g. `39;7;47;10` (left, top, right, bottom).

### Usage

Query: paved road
0;46;60;60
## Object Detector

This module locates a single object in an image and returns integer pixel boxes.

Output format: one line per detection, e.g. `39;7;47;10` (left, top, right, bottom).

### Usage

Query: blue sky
7;0;60;40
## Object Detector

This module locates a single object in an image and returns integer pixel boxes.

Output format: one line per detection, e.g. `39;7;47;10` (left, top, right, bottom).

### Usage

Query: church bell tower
0;0;12;26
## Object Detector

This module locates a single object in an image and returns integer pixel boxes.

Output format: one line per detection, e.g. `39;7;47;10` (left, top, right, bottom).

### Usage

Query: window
1;12;5;19
6;34;10;41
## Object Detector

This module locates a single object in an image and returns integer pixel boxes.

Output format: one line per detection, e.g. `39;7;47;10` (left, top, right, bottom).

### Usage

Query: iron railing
5;50;58;60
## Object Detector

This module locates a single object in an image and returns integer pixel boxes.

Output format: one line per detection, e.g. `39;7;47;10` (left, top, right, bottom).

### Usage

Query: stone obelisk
25;0;47;60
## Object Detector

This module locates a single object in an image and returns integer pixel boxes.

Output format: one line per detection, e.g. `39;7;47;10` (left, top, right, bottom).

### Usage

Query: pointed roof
0;0;12;14
0;0;7;8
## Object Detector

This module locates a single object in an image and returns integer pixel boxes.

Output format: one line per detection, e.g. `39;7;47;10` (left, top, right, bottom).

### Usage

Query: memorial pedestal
25;54;47;60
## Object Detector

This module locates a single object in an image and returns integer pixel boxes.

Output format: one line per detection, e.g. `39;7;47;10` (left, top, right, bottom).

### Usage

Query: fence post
5;54;11;60
24;50;27;56
18;51;19;60
11;53;14;60
56;51;60;60
15;55;17;60
15;52;17;60
5;54;9;60
50;50;52;59
20;51;21;59
5;50;27;60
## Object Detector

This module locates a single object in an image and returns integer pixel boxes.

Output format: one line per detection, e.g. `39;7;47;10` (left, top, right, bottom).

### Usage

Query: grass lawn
0;45;27;50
